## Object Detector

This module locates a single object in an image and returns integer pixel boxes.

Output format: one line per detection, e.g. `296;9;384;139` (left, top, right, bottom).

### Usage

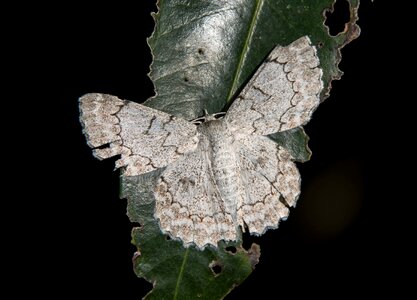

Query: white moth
80;36;323;249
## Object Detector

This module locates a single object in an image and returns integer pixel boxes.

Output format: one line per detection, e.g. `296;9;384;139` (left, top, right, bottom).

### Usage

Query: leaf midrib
226;0;264;104
173;247;189;300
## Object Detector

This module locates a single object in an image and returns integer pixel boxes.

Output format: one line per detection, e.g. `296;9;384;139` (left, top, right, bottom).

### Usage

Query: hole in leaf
209;261;223;276
183;77;189;82
318;42;324;49
198;48;205;55
165;235;171;241
225;246;237;254
131;222;142;228
325;0;350;36
212;264;222;274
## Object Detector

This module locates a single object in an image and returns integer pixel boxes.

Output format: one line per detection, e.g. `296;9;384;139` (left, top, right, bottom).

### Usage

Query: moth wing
236;135;301;234
225;36;323;136
154;135;238;248
79;93;199;176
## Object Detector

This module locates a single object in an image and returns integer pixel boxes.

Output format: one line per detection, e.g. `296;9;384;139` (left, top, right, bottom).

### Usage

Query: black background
18;1;411;299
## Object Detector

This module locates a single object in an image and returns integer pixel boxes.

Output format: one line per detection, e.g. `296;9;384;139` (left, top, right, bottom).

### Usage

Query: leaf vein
226;0;265;104
173;247;189;300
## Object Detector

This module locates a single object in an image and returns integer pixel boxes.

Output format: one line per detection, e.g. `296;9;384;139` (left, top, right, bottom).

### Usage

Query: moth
80;36;323;248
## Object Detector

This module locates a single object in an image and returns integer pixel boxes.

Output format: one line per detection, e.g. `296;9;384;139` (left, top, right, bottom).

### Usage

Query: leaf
123;0;360;298
123;172;260;300
145;0;360;120
269;127;311;163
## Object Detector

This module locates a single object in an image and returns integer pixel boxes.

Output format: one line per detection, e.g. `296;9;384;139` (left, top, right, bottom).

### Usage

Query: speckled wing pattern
79;93;199;176
154;133;238;247
224;35;323;238
79;36;323;249
235;135;299;235
225;36;323;135
154;36;322;247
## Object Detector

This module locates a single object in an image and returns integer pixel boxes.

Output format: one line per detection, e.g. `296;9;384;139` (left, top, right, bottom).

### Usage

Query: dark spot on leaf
318;42;324;48
198;48;205;55
209;261;222;275
184;76;189;82
325;0;350;36
225;246;237;254
166;235;171;241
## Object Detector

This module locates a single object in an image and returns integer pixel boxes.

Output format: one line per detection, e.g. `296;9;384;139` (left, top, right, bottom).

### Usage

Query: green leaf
123;0;360;298
123;172;260;300
269;127;311;163
145;0;360;120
